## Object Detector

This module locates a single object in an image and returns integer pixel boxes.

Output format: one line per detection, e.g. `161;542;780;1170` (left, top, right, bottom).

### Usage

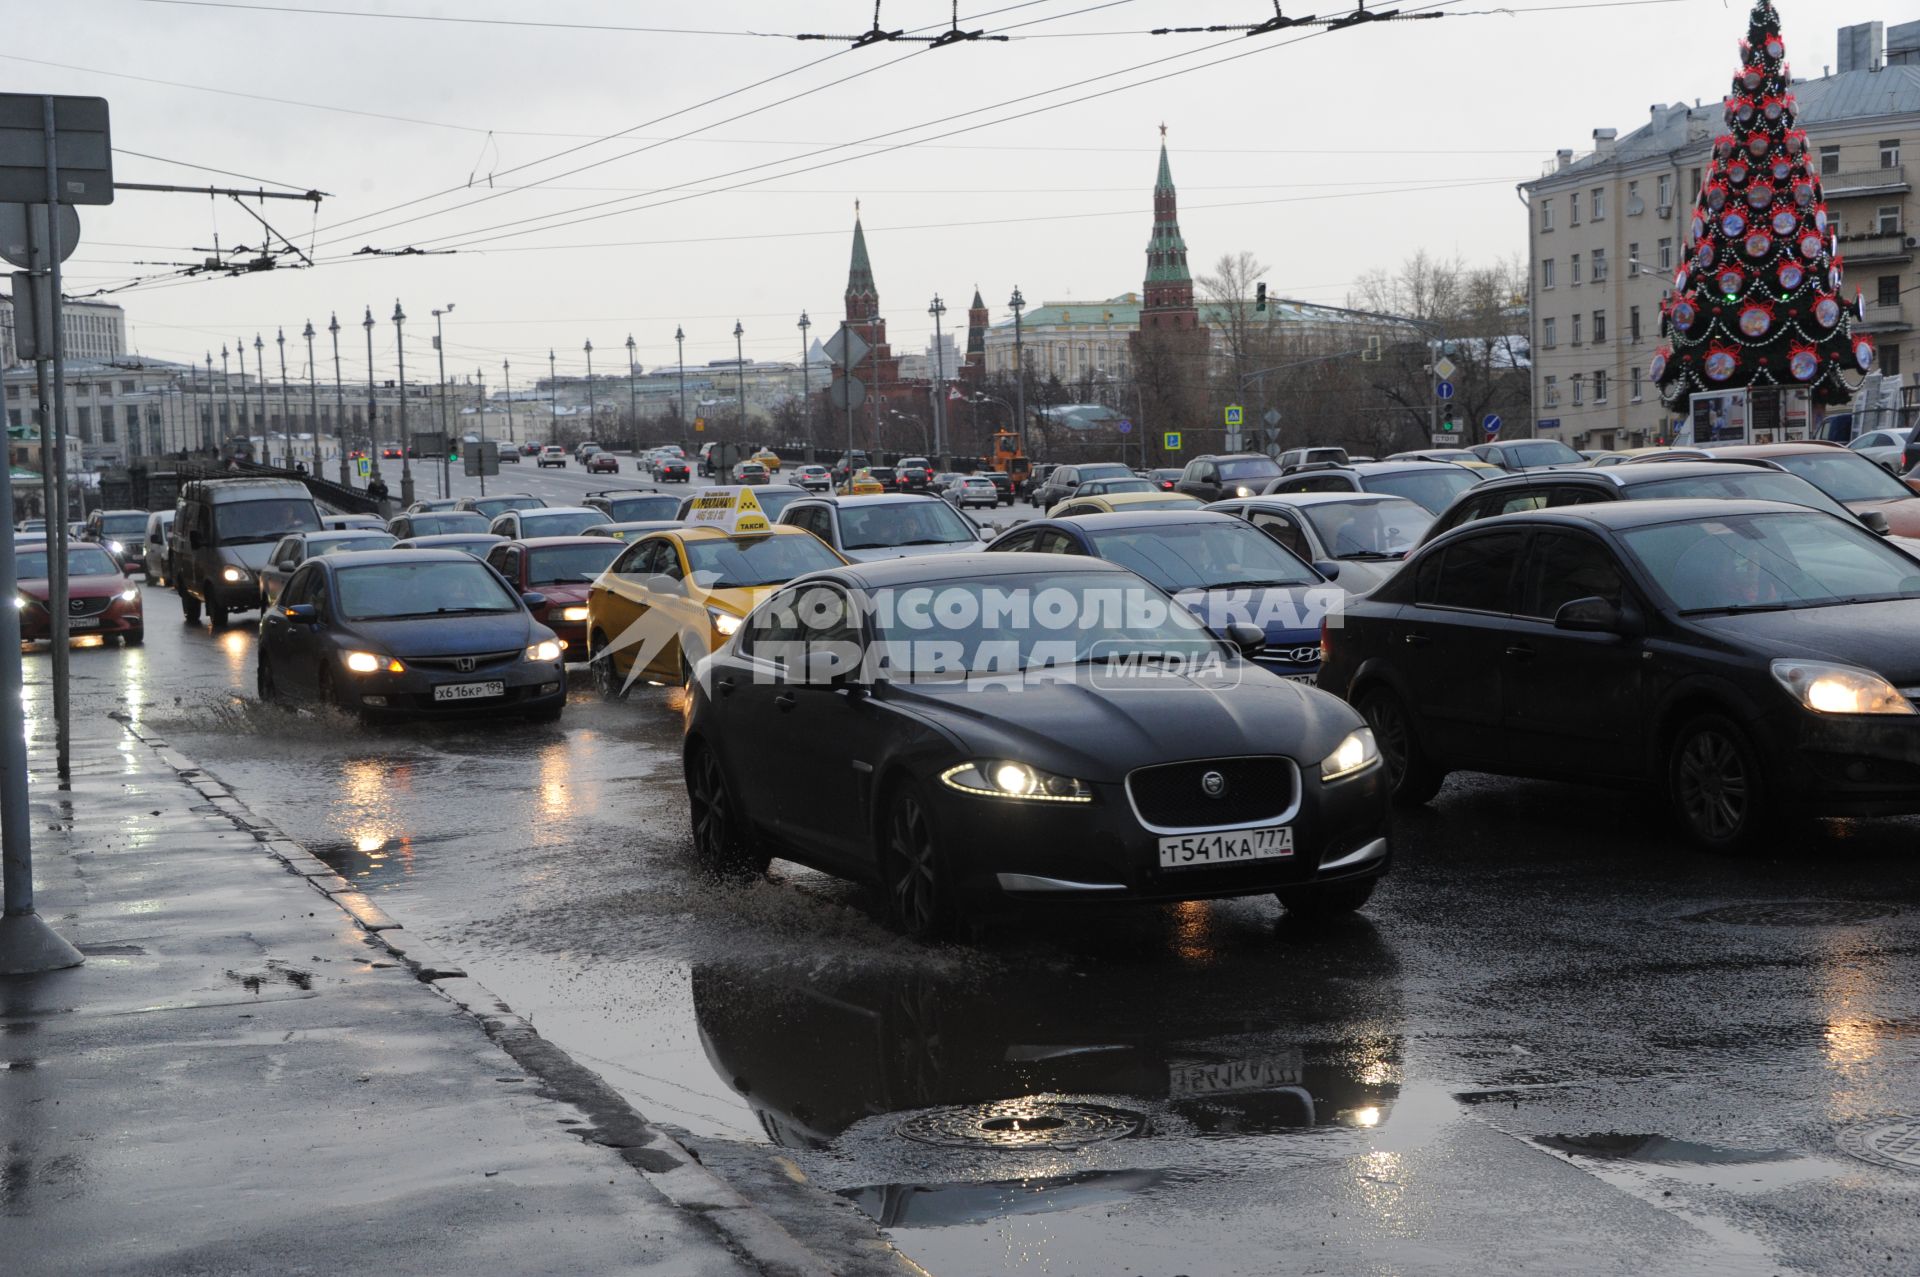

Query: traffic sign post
1223;405;1243;427
1116;419;1132;434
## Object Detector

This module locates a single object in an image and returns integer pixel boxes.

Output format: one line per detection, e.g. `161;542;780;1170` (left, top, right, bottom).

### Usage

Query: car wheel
686;742;766;879
1360;688;1444;806
1669;713;1771;852
590;630;626;701
180;590;201;624
256;652;278;702
207;600;229;629
881;779;961;941
1276;878;1377;920
122;630;144;647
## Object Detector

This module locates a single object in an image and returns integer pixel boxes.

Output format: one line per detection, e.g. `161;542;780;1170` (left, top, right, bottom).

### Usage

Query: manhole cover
1682;901;1900;927
896;1100;1144;1150
1838;1118;1920;1172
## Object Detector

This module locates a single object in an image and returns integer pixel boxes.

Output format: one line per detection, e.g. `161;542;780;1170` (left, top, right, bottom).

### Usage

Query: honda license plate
1157;825;1293;869
434;680;504;702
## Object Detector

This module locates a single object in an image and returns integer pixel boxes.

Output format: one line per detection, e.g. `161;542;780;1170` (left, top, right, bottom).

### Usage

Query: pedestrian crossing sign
1163;431;1182;451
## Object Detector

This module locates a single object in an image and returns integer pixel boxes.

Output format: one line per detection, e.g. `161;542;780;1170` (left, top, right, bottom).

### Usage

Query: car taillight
1319;619;1330;663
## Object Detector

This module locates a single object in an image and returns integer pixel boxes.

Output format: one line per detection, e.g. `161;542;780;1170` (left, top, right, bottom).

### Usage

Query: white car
777;493;988;562
1849;428;1913;474
538;445;567;468
793;464;833;492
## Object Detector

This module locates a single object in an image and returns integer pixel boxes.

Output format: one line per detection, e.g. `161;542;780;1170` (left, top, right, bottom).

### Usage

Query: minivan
169;478;322;627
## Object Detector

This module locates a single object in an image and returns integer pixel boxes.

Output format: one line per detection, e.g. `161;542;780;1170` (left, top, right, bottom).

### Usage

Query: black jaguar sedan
1316;499;1920;851
681;553;1390;939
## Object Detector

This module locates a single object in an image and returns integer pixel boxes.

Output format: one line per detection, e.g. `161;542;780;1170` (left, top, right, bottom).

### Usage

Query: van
169;478;322;627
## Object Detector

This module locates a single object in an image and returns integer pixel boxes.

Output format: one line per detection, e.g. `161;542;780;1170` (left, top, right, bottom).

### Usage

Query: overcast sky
9;0;1900;387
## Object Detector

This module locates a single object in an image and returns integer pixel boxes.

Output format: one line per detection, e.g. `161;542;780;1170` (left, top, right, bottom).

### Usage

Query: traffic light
1255;282;1267;312
1440;409;1458;433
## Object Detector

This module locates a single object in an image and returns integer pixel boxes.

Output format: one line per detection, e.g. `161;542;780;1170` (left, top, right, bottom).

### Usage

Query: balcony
1824;165;1910;200
1859;300;1910;335
1839;231;1915;265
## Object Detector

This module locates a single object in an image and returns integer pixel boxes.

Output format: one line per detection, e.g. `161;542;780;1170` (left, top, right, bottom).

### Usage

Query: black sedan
682;553;1390;938
1316;500;1920;850
255;549;567;722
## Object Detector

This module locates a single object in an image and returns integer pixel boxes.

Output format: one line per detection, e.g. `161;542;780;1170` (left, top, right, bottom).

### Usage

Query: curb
113;712;913;1277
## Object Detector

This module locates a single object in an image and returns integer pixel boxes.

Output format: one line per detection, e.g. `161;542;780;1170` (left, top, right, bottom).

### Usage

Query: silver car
1849;428;1913;474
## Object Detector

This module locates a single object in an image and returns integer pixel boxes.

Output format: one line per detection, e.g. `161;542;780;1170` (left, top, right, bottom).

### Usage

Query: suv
1276;446;1350;472
83;509;152;572
169;478;322;627
1031;462;1136;510
1174;453;1283;504
980;470;1015;505
538;445;567;468
574;440;602;463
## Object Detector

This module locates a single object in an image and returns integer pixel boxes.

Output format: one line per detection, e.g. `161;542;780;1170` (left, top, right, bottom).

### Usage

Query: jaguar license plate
1158;825;1294;869
1169;1050;1305;1099
433;680;504;702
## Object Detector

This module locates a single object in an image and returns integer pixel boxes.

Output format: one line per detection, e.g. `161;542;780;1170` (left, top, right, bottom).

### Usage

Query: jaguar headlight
1771;660;1915;715
1320;728;1381;782
940;761;1093;803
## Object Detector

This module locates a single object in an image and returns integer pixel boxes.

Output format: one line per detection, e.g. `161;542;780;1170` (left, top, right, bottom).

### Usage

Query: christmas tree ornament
1738;303;1775;338
1703;345;1741;382
1743;231;1772;260
1650;349;1671;381
1787;344;1819;381
1745;180;1774;210
1813;295;1840;328
1715;266;1746;297
1853;337;1876;371
1722;210;1748;237
1776;261;1804;291
1770;208;1797;236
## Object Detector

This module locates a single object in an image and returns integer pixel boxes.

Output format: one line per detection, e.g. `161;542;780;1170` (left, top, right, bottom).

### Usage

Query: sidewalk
1;713;868;1276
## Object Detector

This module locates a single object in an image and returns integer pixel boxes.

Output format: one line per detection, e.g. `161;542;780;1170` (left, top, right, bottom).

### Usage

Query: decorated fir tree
1652;0;1876;411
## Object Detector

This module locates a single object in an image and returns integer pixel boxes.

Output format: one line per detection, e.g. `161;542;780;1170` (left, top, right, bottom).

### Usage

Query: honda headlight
1771;660;1915;716
344;651;404;674
1320;728;1381;782
941;761;1093;803
707;607;742;637
560;605;590;622
221;567;246;583
526;640;562;662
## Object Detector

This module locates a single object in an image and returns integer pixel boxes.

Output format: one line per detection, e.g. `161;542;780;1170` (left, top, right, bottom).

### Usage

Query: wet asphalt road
24;462;1920;1276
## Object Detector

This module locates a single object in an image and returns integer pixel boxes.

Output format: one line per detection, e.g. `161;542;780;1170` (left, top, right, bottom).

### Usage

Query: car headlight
526;640;562;662
221;566;246;583
940;760;1093;803
107;539;124;554
1771;660;1916;716
707;607;742;637
1321;728;1381;783
1234;486;1255;497
120;586;139;602
344;651;404;674
559;605;590;622
12;595;27;610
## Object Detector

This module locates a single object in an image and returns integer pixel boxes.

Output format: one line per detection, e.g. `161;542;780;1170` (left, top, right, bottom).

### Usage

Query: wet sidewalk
0;714;864;1277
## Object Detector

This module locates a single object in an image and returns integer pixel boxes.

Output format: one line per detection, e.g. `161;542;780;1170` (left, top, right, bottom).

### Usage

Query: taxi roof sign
685;485;771;536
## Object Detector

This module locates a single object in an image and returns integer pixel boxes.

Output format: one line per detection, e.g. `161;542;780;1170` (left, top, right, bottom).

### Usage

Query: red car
657;459;691;483
587;452;621;474
15;541;143;645
483;536;623;656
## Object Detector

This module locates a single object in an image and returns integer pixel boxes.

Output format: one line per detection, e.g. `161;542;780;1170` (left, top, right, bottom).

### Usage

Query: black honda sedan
255;549;567;722
1316;500;1920;850
681;553;1390;938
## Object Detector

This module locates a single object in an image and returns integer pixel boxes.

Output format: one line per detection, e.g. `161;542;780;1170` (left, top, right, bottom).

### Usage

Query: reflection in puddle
1537;1133;1790;1165
841;1168;1172;1230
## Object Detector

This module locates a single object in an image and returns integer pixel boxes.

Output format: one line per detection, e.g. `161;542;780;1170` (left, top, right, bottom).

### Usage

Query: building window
1882;345;1901;376
1820;145;1841;176
1542;258;1556;289
1540;199;1555;232
1631;365;1644;401
1572;374;1585;406
1593;310;1607;343
1570;192;1581;225
1594;371;1608;403
1544;375;1559;405
1542;318;1558;348
1627;242;1640;274
1572;313;1584;345
1877;206;1902;235
1880;276;1902;306
1571;253;1582;285
119;380;135;393
102;410;117;443
1627;180;1640;213
1657;173;1673;209
1591;248;1607;282
1690;167;1702;199
1591;187;1607;220
1883;139;1902;169
1630;305;1642;341
76;406;92;442
1658;237;1674;269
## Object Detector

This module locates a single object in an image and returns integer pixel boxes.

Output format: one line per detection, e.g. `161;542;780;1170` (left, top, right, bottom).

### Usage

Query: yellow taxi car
584;493;847;694
838;468;886;496
1047;490;1205;518
750;449;783;473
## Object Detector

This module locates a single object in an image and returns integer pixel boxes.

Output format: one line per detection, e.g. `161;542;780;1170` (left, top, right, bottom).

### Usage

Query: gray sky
11;0;1899;387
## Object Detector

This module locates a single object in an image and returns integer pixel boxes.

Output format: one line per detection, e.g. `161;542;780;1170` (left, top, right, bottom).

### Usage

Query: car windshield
1501;440;1584;467
1298;499;1433;559
527;542;623;585
16;546;120;578
335;561;521;619
1768;450;1916;503
520;511;603;538
1633;471;1852;520
472;496;547;519
605;495;680;521
313;535;396;556
410;513;489;536
1367;468;1482;514
683;534;844;588
1621;512;1920;613
1085;520;1320;591
401;537;495;557
839;501;980;550
860;571;1218;673
799;466;827;476
100;514;148;537
755;489;805;519
214;498;321;544
1081;478;1156;496
1218;457;1283;481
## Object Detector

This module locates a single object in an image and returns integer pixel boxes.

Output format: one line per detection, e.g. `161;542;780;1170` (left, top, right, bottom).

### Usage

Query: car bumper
20;600;142;640
931;763;1390;908
342;659;567;716
1769;708;1920;817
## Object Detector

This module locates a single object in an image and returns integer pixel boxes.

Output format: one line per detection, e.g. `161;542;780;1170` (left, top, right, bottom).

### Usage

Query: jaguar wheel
881;779;960;942
1360;688;1444;806
686;743;766;879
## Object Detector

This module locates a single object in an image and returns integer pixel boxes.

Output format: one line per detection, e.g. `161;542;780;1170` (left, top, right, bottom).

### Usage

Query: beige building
1522;21;1920;450
0;295;127;368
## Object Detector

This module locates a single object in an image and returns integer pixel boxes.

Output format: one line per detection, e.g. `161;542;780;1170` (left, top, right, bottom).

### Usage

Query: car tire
880;778;962;942
180;589;201;624
1669;712;1772;853
122;630;144;647
1360;687;1444;806
207;600;229;629
257;652;278;702
590;630;626;701
1276;878;1377;920
686;741;767;879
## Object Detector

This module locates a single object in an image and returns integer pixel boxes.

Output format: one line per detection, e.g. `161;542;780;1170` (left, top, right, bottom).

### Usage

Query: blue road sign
1536;418;1562;430
1163;431;1182;451
1483;413;1502;437
1117;419;1132;434
1224;405;1244;427
1435;380;1456;402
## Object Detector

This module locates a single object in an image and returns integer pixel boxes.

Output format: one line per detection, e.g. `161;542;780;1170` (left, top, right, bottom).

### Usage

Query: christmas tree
1652;0;1875;410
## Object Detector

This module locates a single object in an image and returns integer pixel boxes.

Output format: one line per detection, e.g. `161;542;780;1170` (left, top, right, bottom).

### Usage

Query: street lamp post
548;350;558;437
674;326;687;428
625;334;637;447
1009;287;1027;457
928;293;948;464
797;310;812;450
584;339;596;440
203;352;215;451
328;314;347;485
226;342;239;455
253;334;268;465
733;322;746;437
362;307;382;490
474;365;487;499
393;301;414;506
302;321;319;476
276;327;292;470
433;304;454;499
502;360;514;443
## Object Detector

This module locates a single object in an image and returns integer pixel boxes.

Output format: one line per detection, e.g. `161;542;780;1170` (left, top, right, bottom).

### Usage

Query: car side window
1518;532;1627;620
1419;530;1524;613
1198;462;1218;484
307;571;331;620
1279;475;1350;494
656;541;686;580
1497;492;1549;516
272;539;299;569
1181;461;1204;481
1031;530;1080;555
991;529;1037;552
1250;511;1311;560
1545;485;1607;508
612;540;651;574
489;516;511;537
1057;504;1095;518
280;565;312;607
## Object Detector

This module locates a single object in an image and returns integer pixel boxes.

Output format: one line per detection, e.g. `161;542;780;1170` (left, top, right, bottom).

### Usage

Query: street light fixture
301;321;319;477
584;339;596;438
393;301;414;506
675;326;687;428
275;327;291;470
327;314;347;485
548;350;558;435
928;293;948;463
733;322;747;438
502;359;515;444
797;310;812;448
1009;286;1027;455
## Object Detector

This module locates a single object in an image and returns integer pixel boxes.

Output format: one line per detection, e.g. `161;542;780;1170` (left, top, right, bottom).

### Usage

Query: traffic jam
39;432;1920;940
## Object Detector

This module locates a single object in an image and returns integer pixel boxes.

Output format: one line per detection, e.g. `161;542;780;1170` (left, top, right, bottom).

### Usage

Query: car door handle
716;677;736;698
1403;633;1432;648
774;693;797;712
1505;644;1536;660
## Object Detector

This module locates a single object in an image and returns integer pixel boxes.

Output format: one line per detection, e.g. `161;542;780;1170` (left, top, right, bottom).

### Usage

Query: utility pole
220;345;232;454
797;310;812;451
328;314;347;485
625;334;638;447
302;321;318;476
548;349;558;439
203;352;214;451
433;304;454;499
276;327;291;470
1009;286;1027;456
362;307;382;492
675;326;687;429
234;340;248;454
394;301;414;506
253;334;267;466
502;359;514;444
475;366;487;499
584;339;596;441
733;322;747;439
928;293;947;464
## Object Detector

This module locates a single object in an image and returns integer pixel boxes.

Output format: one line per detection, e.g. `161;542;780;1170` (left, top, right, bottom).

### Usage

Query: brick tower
832;204;901;450
962;286;989;386
1139;127;1200;332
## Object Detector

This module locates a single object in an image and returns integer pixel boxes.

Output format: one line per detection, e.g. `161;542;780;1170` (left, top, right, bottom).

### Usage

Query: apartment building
1522;21;1920;449
0;294;127;368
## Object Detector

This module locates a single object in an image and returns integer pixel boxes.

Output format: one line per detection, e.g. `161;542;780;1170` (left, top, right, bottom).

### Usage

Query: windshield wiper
1339;551;1403;561
1205;578;1312;590
1680;602;1796;615
899;537;968;546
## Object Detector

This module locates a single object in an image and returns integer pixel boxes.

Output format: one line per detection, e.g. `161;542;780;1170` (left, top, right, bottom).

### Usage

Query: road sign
1224;405;1243;427
1263;407;1281;428
1537;417;1562;430
1435;380;1455;402
1163;431;1182;451
1482;413;1503;438
694;417;706;432
7;269;52;360
464;440;500;476
1116;419;1132;434
0;95;114;206
685;485;770;535
829;375;867;412
0;203;79;269
1432;355;1458;383
356;457;370;478
822;327;871;367
1430;434;1460;448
